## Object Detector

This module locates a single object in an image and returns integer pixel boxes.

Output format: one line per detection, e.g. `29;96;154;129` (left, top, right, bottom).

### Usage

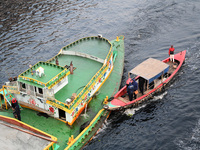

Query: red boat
104;50;186;111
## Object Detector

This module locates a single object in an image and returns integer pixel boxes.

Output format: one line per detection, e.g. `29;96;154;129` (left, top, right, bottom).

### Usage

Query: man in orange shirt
169;45;175;62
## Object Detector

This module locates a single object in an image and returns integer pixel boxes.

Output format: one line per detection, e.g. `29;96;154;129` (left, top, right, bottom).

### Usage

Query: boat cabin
127;58;169;94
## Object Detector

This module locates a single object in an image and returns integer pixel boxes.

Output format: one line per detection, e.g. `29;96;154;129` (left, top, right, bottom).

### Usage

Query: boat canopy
129;58;169;83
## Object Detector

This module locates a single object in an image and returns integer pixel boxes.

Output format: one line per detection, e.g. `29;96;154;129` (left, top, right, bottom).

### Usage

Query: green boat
0;35;124;150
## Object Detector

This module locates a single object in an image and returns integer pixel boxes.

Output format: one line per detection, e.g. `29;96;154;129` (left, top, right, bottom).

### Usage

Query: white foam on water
92;120;110;140
124;105;146;116
175;118;200;150
151;91;168;102
123;91;167;116
191;119;200;142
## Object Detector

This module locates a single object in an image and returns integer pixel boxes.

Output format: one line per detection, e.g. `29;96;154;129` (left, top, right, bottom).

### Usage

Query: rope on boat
75;86;85;93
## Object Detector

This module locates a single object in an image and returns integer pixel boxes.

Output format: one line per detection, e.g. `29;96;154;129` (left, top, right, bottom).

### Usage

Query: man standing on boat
127;82;134;101
11;98;21;121
139;77;145;95
169;45;175;62
132;79;138;99
127;79;138;101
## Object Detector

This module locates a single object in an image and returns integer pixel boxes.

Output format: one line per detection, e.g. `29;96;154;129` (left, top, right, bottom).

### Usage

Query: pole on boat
2;86;8;109
56;57;59;66
70;61;73;74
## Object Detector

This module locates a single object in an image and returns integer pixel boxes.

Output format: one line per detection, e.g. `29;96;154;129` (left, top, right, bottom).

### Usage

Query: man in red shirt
169;45;175;62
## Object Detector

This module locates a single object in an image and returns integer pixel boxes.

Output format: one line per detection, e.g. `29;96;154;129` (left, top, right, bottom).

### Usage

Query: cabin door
0;94;4;108
58;109;66;121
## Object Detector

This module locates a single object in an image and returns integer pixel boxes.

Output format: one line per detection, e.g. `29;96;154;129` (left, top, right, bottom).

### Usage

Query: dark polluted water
1;0;200;149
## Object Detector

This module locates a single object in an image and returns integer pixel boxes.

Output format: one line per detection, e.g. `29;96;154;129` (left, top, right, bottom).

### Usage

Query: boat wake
175;118;200;150
92;120;110;139
151;91;168;102
124;91;168;116
124;105;146;116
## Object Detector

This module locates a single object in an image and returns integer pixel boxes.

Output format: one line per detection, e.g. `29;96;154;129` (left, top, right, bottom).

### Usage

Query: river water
1;0;200;149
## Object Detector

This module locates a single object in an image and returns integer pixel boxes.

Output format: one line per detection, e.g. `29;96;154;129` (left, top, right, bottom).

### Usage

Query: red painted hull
106;50;186;111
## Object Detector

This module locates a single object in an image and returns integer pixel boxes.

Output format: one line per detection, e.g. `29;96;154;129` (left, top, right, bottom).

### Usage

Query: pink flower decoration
29;99;36;106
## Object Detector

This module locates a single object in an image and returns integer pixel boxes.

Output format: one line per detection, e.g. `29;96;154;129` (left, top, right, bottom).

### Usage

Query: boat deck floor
54;55;103;103
166;61;177;74
62;38;111;60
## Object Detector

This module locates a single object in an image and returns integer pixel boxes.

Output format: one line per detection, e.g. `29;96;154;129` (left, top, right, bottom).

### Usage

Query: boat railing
61;51;105;64
18;62;70;89
45;36;123;113
47;36;112;63
65;109;106;150
45;62;110;112
44;38;113;113
67;48;113;109
66;36;125;110
67;61;110;109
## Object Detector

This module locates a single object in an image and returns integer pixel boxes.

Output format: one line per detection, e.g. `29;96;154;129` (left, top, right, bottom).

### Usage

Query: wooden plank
117;97;130;103
0;122;57;143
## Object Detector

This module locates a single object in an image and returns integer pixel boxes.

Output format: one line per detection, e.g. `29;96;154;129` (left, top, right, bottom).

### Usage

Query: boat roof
129;58;169;83
18;61;69;88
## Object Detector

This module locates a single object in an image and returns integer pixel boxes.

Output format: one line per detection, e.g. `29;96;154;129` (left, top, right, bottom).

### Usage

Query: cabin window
19;82;26;92
38;88;43;94
35;87;37;93
34;87;44;98
22;83;26;89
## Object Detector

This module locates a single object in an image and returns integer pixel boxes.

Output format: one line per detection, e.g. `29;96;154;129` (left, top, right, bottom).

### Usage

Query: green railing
58;36;113;110
65;109;107;150
18;61;69;88
45;36;113;110
68;56;112;110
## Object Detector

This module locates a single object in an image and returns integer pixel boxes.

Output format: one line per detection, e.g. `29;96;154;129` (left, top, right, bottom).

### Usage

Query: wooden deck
166;61;177;74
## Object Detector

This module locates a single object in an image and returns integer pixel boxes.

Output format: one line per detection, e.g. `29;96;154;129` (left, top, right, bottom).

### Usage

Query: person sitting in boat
169;45;175;62
131;79;138;99
127;82;134;101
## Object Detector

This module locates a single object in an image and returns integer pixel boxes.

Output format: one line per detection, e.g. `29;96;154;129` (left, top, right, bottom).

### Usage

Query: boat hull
105;50;186;111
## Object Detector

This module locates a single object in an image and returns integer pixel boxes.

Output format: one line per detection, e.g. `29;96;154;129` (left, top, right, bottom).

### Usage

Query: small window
20;82;26;92
35;87;37;92
38;88;43;94
35;87;44;98
22;83;26;89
